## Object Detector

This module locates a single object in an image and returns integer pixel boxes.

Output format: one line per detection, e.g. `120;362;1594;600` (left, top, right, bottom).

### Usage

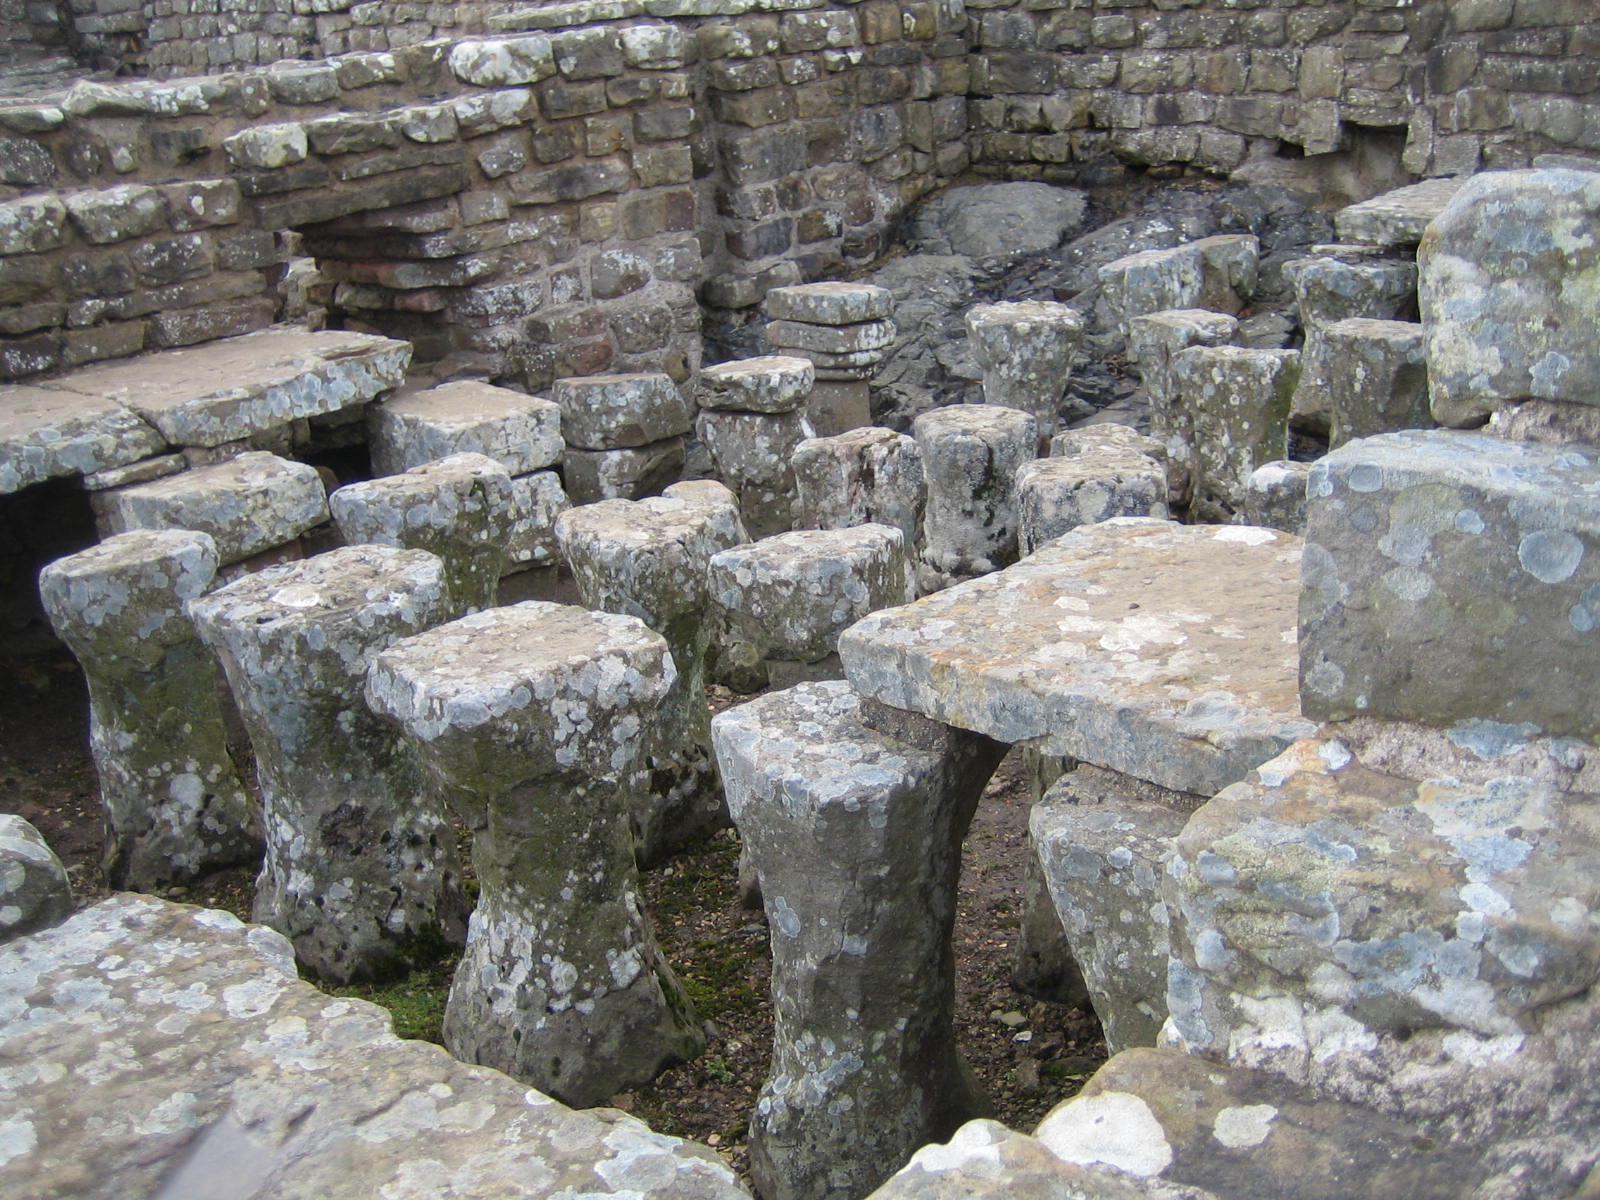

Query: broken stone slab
0;385;165;495
188;545;465;984
1098;235;1259;328
965;301;1085;442
841;519;1312;796
1050;423;1166;463
367;378;564;476
791;426;925;547
1300;428;1600;740
1323;317;1430;449
330;452;516;612
563;435;685;504
1420;169;1600;427
0;895;748;1200
1235;460;1310;535
912;403;1037;585
38;530;258;892
1015;452;1169;556
696;407;815;539
0;814;72;942
1333;176;1468;248
707;524;914;691
1031;766;1197;1054
365;602;704;1107
94;450;329;566
1169;346;1298;522
553;371;692;451
764;281;895;326
80;452;187;492
696;354;814;413
505;469;570;571
766;317;897;357
553;492;748;863
35;327;411;448
1127;309;1237;504
713;681;1006;1200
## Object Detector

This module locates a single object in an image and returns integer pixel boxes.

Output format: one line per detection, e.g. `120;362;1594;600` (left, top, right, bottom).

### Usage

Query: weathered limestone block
365;603;704;1106
188;546;465;983
1300;429;1600;740
1282;253;1416;429
0;814;72;941
505;469;570;569
912;404;1037;585
1236;459;1311;534
368;379;563;476
965;301;1085;441
563;436;685;504
1098;235;1259;327
0;896;748;1200
713;681;1006;1200
696;354;814;413
696;407;815;538
766;319;897;357
1031;766;1195;1053
1334;177;1468;248
94;451;328;566
554;492;748;863
1169;346;1298;521
1127;309;1237;503
330;453;516;612
708;525;913;690
765;281;895;326
0;386;165;496
553;372;692;450
1324;317;1430;449
792;426;925;546
1419;169;1600;427
841;519;1312;797
38;530;258;892
1015;452;1169;555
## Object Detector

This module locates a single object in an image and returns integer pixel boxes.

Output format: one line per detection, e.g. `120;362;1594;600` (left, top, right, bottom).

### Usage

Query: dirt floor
1;635;1106;1186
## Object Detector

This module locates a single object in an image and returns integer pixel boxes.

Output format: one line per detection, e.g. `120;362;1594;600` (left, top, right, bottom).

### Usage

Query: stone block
1170;345;1298;521
1016;452;1169;555
448;35;556;86
965;300;1085;441
765;317;896;356
0;384;165;495
503;468;569;570
1324;317;1429;449
764;280;894;325
0;814;72;942
1237;459;1311;535
563;435;685;503
1282;253;1416;429
1098;235;1258;327
697;354;813;413
553;371;691;450
696;406;814;538
792;425;924;545
913;403;1037;582
1333;177;1467;248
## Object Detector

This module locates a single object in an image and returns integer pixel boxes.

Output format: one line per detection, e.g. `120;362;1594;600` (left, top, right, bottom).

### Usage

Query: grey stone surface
554;492;748;862
1098;236;1258;327
553;372;692;451
840;519;1311;796
0;385;165;495
1169;346;1298;521
1300;429;1600;740
188;546;465;983
1419;169;1600;427
1126;309;1237;508
912;404;1037;584
764;281;894;325
1324;317;1430;449
696;407;814;538
368;379;564;476
1334;177;1468;248
95;450;328;566
713;681;1006;1200
330;453;516;612
791;426;925;547
0;814;72;942
365;603;703;1107
697;354;814;414
563;436;685;504
903;182;1090;261
766;318;897;357
1015;452;1169;556
504;469;570;570
38;530;258;891
0;895;747;1200
965;301;1085;441
1236;460;1310;535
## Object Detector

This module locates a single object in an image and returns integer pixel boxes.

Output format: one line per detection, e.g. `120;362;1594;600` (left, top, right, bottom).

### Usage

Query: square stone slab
1333;178;1467;248
0;384;165;494
839;517;1314;795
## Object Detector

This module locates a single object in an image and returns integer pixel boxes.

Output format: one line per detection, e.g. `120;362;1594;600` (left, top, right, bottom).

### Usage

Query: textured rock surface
38;529;257;890
912;403;1037;584
791;426;925;547
1419;169;1600;427
841;519;1311;795
0;385;165;495
0;896;748;1200
1299;429;1600;740
903;182;1089;261
563;436;685;504
713;682;1006;1200
1169;346;1298;521
366;603;704;1107
504;469;570;569
95;450;329;566
330;452;516;612
1098;236;1258;327
1236;460;1310;535
0;815;72;942
1323;318;1430;449
1281;254;1415;428
696;407;814;538
1015;452;1169;556
555;492;747;862
764;281;894;326
1334;178;1468;248
965;301;1085;441
368;379;563;476
188;545;464;983
1127;309;1237;506
697;355;814;414
554;372;692;451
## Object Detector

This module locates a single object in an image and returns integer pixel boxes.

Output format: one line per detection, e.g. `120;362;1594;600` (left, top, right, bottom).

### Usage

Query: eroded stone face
0;815;72;941
1281;254;1415;429
965;301;1085;441
764;281;894;326
553;371;692;451
368;379;564;476
0;386;165;496
1098;235;1258;327
912;403;1037;584
791;426;925;546
1323;317;1429;450
1015;453;1169;556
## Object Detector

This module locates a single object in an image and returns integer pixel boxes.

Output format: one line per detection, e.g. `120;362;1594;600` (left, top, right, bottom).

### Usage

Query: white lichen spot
1517;530;1584;584
1211;1104;1276;1149
1036;1092;1173;1177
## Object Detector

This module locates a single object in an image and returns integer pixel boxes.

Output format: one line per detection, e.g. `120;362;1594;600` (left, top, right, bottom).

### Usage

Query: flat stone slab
369;379;563;476
1333;178;1468;248
840;518;1313;795
31;327;411;449
0;895;748;1200
0;385;165;495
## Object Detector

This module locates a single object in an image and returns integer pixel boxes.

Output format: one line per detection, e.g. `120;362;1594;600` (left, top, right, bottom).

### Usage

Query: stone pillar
696;355;817;538
553;488;748;863
1169;345;1299;522
0;814;74;942
1015;451;1168;556
38;530;258;892
791;426;924;547
555;373;692;503
965;301;1085;444
330;452;517;613
765;282;896;435
187;545;465;983
713;681;1007;1200
365;602;705;1107
1127;308;1237;507
911;404;1037;587
1324;317;1429;449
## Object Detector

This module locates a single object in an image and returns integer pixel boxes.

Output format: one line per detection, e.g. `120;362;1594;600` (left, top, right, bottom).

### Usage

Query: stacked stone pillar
911;404;1037;588
1126;308;1237;510
366;602;704;1107
965;301;1085;445
554;372;692;503
764;282;896;436
38;530;258;891
695;355;816;539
